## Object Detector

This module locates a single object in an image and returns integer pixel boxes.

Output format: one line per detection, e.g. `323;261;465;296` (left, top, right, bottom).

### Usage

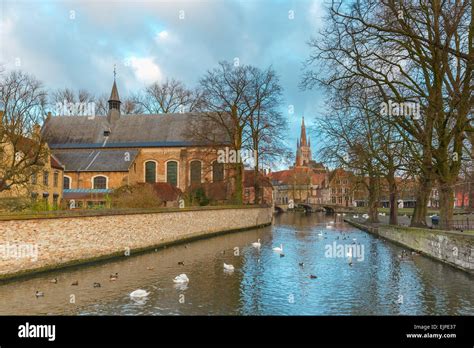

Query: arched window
145;161;157;183
93;176;107;189
63;176;71;190
212;161;224;182
190;160;202;184
166;161;178;187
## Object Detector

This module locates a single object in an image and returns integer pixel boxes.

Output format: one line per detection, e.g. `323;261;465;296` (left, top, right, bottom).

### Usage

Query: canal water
0;213;473;315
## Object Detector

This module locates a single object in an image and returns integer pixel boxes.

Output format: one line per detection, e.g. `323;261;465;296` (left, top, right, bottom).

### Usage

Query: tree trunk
233;163;243;205
410;175;431;227
387;174;398;225
438;182;454;230
367;176;379;223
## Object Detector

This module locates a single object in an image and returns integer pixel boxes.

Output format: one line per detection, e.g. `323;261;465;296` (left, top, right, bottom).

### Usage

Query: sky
0;0;327;164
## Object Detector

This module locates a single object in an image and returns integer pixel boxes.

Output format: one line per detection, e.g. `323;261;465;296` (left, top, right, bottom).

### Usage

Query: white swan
130;289;150;298
223;263;235;271
251;239;261;248
173;274;189;284
326;225;333;229
362;214;369;219
353;214;359;218
273;244;283;253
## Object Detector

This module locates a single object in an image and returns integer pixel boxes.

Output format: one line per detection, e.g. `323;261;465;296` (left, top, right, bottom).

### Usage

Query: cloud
1;0;327;160
128;56;163;84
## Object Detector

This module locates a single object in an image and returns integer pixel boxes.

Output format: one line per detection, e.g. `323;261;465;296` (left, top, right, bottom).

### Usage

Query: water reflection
0;213;473;315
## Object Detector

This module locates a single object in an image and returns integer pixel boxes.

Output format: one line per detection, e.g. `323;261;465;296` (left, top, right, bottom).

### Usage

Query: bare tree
303;0;473;228
133;78;196;114
243;66;287;204
0;70;49;193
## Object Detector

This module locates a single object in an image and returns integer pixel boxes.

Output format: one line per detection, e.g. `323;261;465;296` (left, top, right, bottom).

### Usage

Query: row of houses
269;118;472;209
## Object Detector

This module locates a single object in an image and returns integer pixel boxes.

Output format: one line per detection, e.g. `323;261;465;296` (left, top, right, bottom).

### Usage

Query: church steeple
300;117;307;147
107;66;121;123
295;116;312;167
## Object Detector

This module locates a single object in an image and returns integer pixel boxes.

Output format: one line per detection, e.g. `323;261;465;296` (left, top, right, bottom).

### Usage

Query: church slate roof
42;113;228;149
53;149;139;172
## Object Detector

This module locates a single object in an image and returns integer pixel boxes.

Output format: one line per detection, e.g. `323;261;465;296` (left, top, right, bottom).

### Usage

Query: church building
41;78;229;208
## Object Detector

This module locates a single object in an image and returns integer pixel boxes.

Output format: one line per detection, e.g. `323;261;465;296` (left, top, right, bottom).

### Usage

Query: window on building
332;196;336;204
190;160;202;184
338;197;343;204
212;161;224;182
145;161;156;183
93;176;107;189
63;176;71;190
43;171;49;186
31;173;37;185
53;172;59;187
167;161;178;187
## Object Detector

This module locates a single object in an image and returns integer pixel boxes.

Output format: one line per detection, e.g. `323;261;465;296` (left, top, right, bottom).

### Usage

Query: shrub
110;184;162;209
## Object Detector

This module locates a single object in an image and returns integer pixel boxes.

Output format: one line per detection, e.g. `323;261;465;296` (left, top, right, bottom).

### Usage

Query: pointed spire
107;66;121;122
300;116;307;146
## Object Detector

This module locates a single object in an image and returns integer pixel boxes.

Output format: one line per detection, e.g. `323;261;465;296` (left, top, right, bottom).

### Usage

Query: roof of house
42;113;229;149
53;149;139;172
243;170;273;188
270;167;327;186
50;154;64;170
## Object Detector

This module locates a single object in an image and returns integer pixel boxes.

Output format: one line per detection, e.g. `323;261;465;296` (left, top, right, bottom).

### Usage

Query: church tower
107;67;121;123
295;117;312;167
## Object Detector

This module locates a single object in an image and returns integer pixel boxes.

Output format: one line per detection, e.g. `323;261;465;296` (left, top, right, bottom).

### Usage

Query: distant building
0;119;64;208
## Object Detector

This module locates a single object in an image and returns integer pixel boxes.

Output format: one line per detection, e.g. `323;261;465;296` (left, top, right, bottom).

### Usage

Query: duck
310;275;318;279
279;253;285;258
173;274;189;284
178;261;185;266
35;291;44;297
362;214;369;219
251;239;261;248
299;262;304;267
50;278;58;284
93;282;101;288
273;244;283;253
71;281;78;286
353;214;359;218
129;289;150;298
223;263;235;271
110;274;118;281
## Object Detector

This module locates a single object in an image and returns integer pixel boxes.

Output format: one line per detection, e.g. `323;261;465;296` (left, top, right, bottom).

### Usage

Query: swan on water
251;239;261;248
173;274;189;284
223;263;235;271
273;244;283;253
130;289;150;298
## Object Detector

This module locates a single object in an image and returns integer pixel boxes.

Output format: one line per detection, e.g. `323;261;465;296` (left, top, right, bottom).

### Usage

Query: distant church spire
107;65;121;123
300;117;307;146
295;116;312;167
